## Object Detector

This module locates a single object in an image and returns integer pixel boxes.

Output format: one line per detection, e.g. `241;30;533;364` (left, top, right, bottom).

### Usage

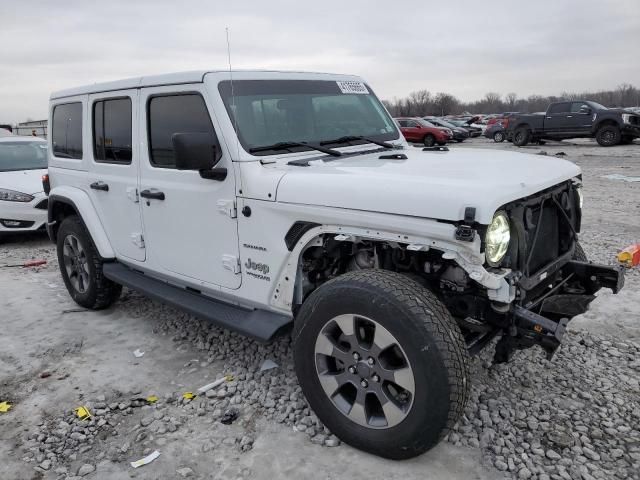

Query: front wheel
293;270;469;459
596;125;621;146
57;216;122;309
423;134;435;147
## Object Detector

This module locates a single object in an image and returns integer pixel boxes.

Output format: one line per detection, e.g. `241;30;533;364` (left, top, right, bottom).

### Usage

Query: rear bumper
500;260;625;360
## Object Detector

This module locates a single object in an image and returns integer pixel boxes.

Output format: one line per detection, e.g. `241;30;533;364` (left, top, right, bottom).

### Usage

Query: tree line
382;83;640;117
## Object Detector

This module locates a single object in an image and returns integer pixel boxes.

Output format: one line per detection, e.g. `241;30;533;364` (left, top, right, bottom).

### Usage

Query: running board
102;263;292;342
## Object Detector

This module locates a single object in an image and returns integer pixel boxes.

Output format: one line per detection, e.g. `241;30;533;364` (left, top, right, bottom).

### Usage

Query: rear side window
148;94;216;168
52;103;83;159
548;103;569;114
93;98;132;164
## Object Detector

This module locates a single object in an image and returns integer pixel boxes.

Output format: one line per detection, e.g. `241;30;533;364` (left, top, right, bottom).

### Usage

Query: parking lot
1;136;639;480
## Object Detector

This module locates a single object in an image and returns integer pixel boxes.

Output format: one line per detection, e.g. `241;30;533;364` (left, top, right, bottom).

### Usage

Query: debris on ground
618;244;640;267
260;359;279;372
555;152;567;156
1;259;47;268
196;375;232;395
133;348;145;358
74;406;92;420
130;450;160;468
220;408;239;425
39;371;51;379
0;401;12;413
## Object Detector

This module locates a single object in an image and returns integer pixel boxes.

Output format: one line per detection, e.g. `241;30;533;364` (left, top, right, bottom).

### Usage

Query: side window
52;103;83;159
93;98;132;164
548;103;569;115
397;120;407;127
406;120;417;127
148;93;218;168
571;102;589;113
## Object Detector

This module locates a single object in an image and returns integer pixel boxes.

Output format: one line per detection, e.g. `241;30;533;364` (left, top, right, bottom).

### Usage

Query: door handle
90;181;109;191
567;115;573;118
140;189;165;201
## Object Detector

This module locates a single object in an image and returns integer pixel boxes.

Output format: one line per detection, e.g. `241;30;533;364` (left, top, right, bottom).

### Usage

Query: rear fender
48;186;115;258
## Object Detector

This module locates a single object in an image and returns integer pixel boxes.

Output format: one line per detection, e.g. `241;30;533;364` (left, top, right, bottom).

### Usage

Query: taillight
42;173;50;195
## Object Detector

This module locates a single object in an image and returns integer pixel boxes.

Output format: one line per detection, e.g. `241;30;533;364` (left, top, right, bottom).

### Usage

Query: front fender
48;186;115;258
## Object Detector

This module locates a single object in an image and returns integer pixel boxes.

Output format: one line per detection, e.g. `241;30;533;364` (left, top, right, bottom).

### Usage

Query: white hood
274;148;580;224
0;169;47;195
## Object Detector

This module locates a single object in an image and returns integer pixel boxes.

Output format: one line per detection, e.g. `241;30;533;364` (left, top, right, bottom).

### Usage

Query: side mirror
579;107;591;115
172;132;219;171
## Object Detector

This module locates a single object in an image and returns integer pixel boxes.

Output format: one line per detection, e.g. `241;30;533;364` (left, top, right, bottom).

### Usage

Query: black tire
513;127;531;147
293;270;469;459
56;215;122;310
493;131;505;143
423;134;435;147
595;125;621;147
437;141;446;146
620;136;634;145
573;242;588;262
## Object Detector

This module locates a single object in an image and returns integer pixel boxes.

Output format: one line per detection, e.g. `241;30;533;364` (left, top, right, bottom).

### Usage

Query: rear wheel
57;216;122;309
595;125;621;146
493;131;505;143
513;127;531;146
293;270;469;459
423;134;435;147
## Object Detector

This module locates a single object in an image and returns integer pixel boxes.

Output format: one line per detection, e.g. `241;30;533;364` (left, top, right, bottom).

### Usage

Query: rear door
138;85;241;289
86;91;145;261
544;102;572;135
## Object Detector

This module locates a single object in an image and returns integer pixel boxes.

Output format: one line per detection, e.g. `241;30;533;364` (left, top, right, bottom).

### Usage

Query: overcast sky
1;0;639;122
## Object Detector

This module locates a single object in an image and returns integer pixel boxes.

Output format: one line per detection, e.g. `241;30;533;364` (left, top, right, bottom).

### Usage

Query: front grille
34;198;48;210
527;204;561;273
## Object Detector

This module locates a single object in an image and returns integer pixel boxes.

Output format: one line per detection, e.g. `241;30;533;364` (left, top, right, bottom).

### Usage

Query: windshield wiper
320;135;395;149
249;141;341;157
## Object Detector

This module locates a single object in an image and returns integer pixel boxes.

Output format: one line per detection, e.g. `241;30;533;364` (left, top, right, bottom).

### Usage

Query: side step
103;263;292;342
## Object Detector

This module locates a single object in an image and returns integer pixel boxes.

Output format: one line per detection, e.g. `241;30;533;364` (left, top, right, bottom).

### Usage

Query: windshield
0;141;48;172
418;119;435;127
218;80;399;155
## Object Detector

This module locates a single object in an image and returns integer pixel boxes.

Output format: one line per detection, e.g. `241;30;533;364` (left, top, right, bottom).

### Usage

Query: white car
46;70;624;460
0;136;48;235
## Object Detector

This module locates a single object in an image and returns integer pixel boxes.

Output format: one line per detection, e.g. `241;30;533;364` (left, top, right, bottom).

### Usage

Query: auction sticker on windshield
336;81;369;94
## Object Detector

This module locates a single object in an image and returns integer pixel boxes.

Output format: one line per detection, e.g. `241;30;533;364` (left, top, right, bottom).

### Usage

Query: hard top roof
50;69;359;100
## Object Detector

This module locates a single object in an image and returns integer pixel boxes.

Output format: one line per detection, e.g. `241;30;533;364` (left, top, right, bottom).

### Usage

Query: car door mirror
579;107;591;115
172;132;219;171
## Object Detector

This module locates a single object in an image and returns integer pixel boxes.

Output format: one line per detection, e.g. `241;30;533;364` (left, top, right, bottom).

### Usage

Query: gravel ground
0;137;638;480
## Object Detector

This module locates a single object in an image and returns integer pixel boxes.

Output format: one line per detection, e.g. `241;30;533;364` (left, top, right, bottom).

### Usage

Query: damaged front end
445;179;624;362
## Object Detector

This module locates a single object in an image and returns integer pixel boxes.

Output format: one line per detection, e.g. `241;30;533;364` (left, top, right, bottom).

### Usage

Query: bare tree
505;92;518;110
434;93;459;116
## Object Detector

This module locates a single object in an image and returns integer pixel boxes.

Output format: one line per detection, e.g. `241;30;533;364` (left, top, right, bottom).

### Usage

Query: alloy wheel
62;234;90;293
314;314;415;429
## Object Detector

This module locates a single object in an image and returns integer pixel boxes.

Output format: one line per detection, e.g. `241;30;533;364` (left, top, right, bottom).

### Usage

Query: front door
544;102;572;135
86;90;145;262
567;102;594;134
138;85;241;289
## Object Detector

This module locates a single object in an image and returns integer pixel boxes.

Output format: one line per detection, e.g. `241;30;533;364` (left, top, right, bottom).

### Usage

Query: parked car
484;123;506;142
46;70;624;460
446;117;483;137
0;127;13;137
395;117;453;146
0;136;48;235
423;117;469;142
507;101;640;147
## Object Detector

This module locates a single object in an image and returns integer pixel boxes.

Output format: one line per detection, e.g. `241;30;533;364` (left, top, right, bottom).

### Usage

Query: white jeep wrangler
45;70;624;459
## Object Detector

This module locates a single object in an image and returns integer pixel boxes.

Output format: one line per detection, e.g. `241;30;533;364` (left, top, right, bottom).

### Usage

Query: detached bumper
497;260;625;361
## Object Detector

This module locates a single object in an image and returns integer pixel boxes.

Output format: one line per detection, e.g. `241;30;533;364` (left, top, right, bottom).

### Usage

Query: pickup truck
507;100;640;147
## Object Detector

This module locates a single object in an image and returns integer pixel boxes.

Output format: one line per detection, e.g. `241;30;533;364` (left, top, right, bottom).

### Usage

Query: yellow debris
182;392;195;400
0;401;12;413
74;406;92;420
146;395;159;404
225;375;234;382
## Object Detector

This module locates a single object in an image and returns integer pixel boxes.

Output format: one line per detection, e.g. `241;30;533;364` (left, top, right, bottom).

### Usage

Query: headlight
622;113;631;124
576;187;584;209
485;211;510;267
0;188;34;202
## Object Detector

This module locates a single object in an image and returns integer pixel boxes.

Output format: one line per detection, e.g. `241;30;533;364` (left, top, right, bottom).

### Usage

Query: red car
395;117;453;146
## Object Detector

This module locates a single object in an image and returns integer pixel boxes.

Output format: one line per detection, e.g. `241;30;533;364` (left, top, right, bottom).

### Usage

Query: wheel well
49;198;79;242
594;119;620;131
514;123;531;131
